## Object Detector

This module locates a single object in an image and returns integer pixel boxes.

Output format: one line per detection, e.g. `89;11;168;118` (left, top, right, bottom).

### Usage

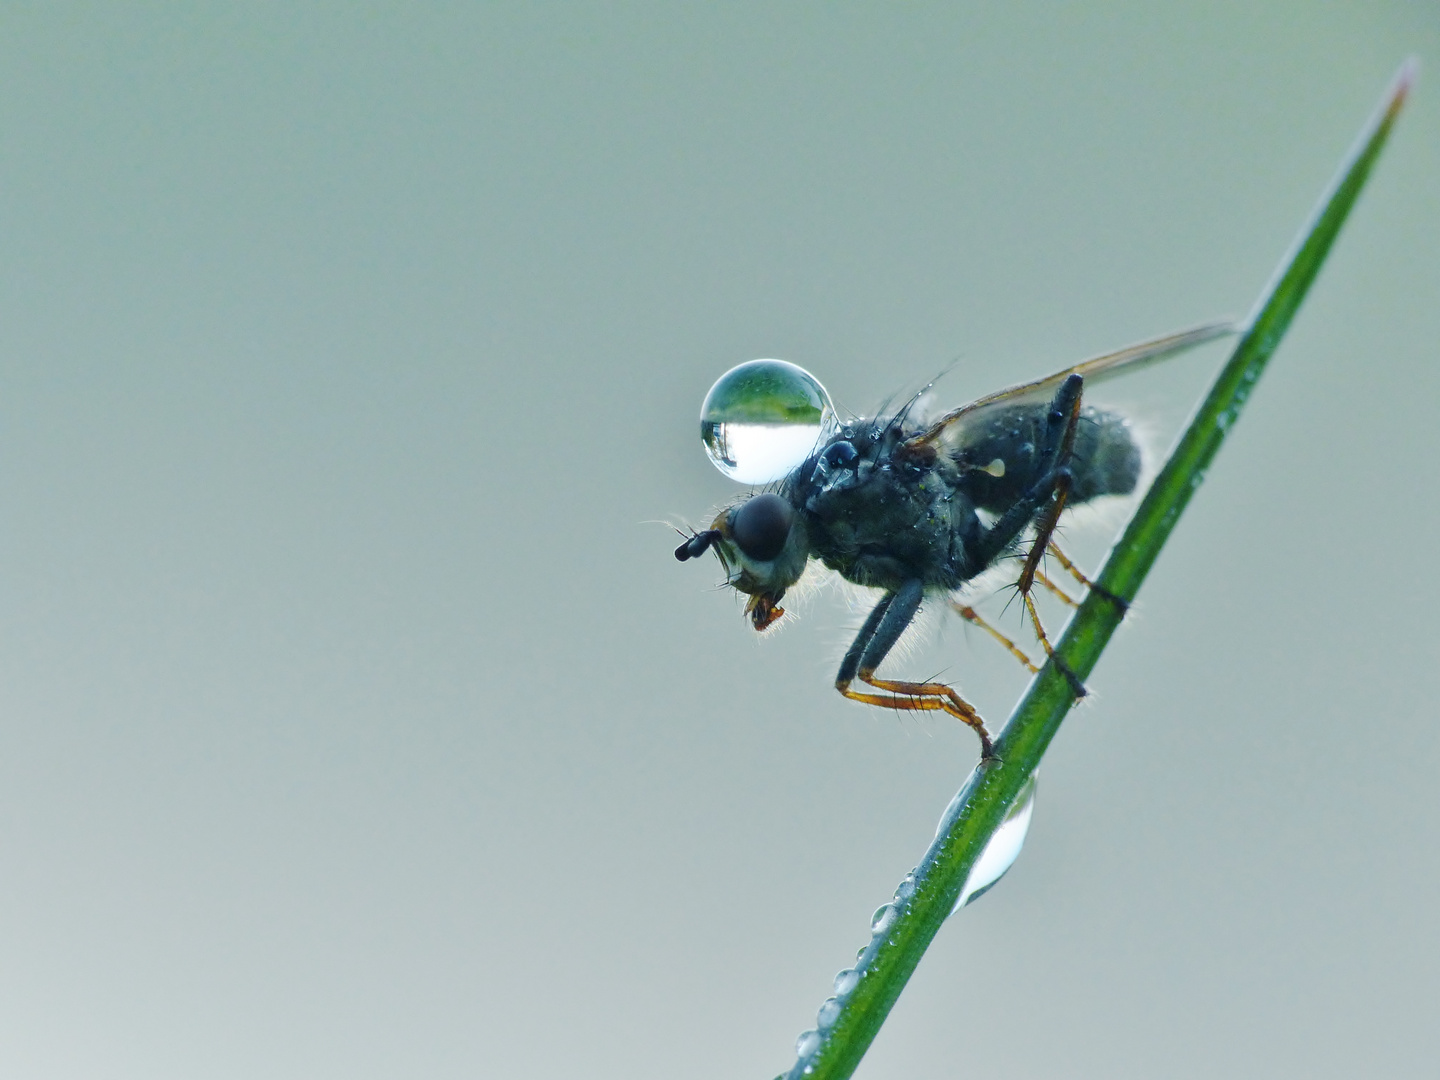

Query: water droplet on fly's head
700;359;837;484
952;772;1039;913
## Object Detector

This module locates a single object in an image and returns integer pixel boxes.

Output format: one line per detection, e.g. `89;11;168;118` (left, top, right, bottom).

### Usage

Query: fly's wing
909;321;1237;453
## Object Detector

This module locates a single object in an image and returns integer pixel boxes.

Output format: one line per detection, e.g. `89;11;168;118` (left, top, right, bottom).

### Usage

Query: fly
674;323;1235;760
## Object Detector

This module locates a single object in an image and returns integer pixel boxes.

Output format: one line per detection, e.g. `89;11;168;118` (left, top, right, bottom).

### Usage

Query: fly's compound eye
729;493;794;562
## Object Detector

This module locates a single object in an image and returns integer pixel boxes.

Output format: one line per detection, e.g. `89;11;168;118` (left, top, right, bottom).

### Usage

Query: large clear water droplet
700;359;837;484
952;772;1038;912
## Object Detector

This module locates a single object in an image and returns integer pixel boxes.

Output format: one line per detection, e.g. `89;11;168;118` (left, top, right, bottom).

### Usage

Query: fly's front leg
835;580;996;759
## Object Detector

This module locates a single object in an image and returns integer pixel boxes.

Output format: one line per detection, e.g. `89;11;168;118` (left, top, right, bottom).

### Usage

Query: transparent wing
909;320;1237;451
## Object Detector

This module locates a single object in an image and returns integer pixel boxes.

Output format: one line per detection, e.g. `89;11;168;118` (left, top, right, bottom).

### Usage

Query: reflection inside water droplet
952;772;1038;912
700;359;837;484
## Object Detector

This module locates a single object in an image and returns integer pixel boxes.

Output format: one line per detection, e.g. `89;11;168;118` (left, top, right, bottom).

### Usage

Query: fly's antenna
674;528;722;562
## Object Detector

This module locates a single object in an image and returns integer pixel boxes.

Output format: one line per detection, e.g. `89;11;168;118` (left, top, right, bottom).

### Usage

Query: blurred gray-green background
1;5;1436;1078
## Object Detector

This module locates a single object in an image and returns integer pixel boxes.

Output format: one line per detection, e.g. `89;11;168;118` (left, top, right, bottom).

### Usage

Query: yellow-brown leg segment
838;672;995;759
1023;590;1056;658
1047;539;1131;614
1019;582;1087;699
951;602;1040;674
1046;541;1094;590
1034;569;1078;607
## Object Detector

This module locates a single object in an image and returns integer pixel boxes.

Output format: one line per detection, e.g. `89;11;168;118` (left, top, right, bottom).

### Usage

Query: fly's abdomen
951;404;1140;514
1069;407;1141;501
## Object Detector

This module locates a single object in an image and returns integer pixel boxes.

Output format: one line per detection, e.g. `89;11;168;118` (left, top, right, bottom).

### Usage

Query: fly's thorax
708;492;811;630
794;422;984;592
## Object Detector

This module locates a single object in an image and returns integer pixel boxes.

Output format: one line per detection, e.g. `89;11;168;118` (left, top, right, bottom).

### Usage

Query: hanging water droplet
816;996;842;1030
833;968;860;997
795;1029;822;1059
870;903;897;935
952;772;1038;912
701;359;837;484
893;872;917;904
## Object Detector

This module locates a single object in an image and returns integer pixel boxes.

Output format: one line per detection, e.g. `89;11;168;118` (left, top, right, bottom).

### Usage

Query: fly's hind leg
1046;541;1092;590
1015;374;1084;608
958;373;1089;701
1033;570;1078;608
951;601;1040;674
836;580;996;759
1047;540;1130;615
1015;377;1089;696
956;589;1083;701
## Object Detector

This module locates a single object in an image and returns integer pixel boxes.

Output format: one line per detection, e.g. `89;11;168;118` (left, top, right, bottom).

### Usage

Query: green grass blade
782;59;1414;1080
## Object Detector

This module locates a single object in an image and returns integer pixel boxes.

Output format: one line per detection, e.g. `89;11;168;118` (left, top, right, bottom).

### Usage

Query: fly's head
674;492;809;631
